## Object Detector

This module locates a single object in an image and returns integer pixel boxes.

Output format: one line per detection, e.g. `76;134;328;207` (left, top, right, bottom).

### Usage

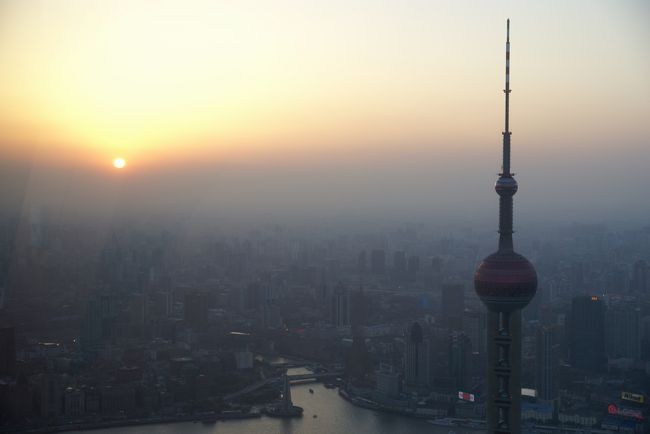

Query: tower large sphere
474;251;537;311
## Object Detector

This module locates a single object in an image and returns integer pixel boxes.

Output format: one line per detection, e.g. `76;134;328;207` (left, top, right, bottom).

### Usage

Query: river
73;370;481;434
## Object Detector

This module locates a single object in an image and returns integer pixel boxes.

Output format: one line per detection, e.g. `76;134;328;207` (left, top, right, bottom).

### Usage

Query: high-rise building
325;258;340;280
349;285;368;332
449;331;472;390
605;265;628;293
262;286;283;329
567;295;605;371
535;326;556;401
441;284;465;330
81;299;103;351
347;286;372;381
641;315;650;361
473;20;538;434
357;250;367;274
407;255;420;279
129;292;148;326
463;309;487;354
81;293;118;351
631;259;648;293
431;256;442;274
243;282;263;311
151;290;173;318
570;262;585;294
430;256;443;287
375;363;401;398
29;206;51;249
331;283;349;327
370;249;386;275
404;322;431;391
0;327;16;377
38;373;63;418
523;285;541;322
346;334;372;383
605;303;640;360
393;250;407;281
184;291;209;329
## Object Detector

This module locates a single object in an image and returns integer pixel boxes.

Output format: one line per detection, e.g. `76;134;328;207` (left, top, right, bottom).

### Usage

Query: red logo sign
607;404;644;421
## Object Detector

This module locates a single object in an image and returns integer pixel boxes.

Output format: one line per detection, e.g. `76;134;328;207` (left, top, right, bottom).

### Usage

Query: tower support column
486;310;522;434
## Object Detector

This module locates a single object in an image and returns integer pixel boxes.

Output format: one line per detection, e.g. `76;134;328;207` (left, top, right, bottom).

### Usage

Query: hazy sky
1;1;649;224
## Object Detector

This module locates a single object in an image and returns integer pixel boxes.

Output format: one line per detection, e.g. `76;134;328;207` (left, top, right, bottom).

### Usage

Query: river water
75;378;481;434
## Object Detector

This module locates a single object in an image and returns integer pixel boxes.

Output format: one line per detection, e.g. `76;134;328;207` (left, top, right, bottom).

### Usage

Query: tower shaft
498;195;514;252
474;20;537;434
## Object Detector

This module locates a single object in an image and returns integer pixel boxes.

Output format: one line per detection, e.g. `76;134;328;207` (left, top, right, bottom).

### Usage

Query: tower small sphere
495;176;518;196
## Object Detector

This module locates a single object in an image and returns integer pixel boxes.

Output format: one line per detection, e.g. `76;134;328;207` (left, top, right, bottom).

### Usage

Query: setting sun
113;158;126;169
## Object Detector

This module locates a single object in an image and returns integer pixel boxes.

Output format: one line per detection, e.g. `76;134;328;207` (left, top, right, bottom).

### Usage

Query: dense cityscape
1;2;649;434
0;215;648;433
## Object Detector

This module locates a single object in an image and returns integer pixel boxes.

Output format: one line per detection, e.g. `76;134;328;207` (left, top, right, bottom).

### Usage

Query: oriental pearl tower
474;20;537;434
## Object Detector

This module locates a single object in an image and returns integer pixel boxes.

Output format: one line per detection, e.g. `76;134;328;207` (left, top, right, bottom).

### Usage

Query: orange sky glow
1;0;648;175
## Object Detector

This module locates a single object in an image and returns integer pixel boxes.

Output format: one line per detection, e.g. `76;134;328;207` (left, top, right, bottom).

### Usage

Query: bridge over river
224;371;341;401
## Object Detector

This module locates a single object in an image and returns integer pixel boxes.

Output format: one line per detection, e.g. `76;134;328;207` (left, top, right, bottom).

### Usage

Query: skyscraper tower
535;326;556;401
568;295;605;370
474;20;538;434
331;282;350;327
404;322;431;391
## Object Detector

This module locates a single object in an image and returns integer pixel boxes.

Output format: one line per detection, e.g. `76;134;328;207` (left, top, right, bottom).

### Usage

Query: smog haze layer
1;0;649;226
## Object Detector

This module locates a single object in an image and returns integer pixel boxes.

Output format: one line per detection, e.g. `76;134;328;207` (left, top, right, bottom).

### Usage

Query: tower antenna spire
496;18;516;252
503;18;511;176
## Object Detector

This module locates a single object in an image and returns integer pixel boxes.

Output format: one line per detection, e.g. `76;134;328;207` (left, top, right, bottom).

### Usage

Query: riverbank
2;411;261;434
338;388;486;430
338;388;448;420
59;382;480;434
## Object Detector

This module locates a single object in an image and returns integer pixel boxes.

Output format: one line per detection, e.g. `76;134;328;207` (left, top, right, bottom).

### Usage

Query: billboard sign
522;388;537;398
607;404;644;421
458;391;475;402
621;391;645;404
